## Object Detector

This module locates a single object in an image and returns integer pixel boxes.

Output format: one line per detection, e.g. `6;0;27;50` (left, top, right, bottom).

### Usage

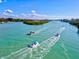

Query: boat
26;31;35;35
27;41;39;48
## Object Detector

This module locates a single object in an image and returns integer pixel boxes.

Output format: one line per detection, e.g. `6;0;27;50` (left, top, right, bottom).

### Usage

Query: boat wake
1;27;65;59
61;42;70;59
26;25;52;36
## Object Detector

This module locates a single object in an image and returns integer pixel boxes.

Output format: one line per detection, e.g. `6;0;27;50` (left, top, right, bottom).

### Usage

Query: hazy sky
0;0;79;19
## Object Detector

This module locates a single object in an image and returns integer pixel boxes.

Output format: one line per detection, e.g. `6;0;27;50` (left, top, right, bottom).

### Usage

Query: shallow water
0;21;79;59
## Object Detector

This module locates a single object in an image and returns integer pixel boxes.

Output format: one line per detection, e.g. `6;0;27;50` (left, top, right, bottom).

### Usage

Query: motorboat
27;41;39;48
26;31;35;35
55;27;65;37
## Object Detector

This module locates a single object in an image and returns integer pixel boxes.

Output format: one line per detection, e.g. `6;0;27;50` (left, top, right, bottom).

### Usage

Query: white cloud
32;10;36;15
3;9;13;16
0;9;14;18
1;9;77;19
0;0;2;3
5;9;13;14
0;0;6;3
18;11;48;19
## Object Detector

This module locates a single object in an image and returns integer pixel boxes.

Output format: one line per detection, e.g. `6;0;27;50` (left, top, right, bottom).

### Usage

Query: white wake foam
1;27;65;59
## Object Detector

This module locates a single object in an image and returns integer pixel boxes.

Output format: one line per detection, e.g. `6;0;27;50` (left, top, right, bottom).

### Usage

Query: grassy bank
0;18;51;25
23;20;51;25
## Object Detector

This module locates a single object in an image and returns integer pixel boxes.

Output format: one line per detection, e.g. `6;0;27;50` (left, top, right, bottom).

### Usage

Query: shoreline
0;18;51;25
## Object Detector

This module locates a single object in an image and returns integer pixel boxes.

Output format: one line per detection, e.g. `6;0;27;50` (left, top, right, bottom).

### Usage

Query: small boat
55;33;59;37
27;41;39;48
26;31;35;35
55;27;65;37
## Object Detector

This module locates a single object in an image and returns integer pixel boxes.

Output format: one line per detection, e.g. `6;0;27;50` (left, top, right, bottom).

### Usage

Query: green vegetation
23;20;51;25
61;19;79;29
69;19;79;28
0;18;50;25
0;18;22;22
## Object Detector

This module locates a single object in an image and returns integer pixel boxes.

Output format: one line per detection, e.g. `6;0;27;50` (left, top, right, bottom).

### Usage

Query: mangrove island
0;18;51;25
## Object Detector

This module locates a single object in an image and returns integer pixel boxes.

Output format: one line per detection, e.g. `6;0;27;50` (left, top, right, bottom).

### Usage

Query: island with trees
0;18;51;25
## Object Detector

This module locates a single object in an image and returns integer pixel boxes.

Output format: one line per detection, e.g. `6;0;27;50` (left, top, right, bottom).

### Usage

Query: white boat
27;41;39;48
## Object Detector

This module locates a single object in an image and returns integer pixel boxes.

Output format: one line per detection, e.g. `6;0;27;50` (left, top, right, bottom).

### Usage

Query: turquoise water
0;21;79;59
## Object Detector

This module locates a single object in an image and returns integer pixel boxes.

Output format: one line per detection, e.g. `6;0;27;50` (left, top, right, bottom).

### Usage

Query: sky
0;0;79;19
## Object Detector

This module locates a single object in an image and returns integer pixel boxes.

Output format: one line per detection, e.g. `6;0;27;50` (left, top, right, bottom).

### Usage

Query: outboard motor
55;33;59;36
27;45;32;48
